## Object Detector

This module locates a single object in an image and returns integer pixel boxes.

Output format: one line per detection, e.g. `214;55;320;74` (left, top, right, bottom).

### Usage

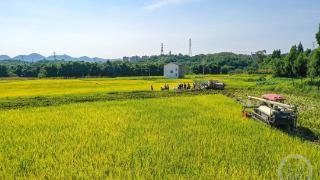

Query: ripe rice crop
0;94;319;179
0;77;192;98
0;75;256;99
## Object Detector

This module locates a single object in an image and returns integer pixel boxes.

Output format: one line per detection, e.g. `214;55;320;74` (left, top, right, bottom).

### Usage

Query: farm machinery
194;80;225;90
242;94;297;130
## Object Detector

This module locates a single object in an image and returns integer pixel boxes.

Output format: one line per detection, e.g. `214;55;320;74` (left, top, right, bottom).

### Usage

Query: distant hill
0;55;11;61
77;56;108;62
13;53;45;62
46;54;75;61
0;53;110;62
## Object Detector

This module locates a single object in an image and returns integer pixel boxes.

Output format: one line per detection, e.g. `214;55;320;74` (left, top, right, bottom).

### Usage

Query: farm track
0;90;223;110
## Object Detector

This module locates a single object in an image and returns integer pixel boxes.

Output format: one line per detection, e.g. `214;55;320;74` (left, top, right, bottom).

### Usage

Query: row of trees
0;61;164;78
269;25;320;82
0;52;257;78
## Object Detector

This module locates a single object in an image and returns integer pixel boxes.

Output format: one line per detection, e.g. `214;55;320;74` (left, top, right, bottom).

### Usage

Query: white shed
164;62;185;79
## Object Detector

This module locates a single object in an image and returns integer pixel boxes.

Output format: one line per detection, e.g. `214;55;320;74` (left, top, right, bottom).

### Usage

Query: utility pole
161;43;164;55
53;51;57;61
189;38;192;57
202;58;206;77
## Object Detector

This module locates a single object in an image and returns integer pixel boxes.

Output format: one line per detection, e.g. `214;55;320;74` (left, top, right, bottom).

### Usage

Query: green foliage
220;65;234;74
294;53;308;78
0;53;258;77
308;48;320;79
297;42;304;53
272;58;285;77
316;24;320;46
284;45;298;77
271;49;281;59
0;65;9;77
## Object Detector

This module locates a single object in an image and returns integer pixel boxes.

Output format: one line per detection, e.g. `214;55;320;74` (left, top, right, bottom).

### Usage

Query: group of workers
177;83;192;90
160;84;170;91
151;81;224;91
151;83;193;91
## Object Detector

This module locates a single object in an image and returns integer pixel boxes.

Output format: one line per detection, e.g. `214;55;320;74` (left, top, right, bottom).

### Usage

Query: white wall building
164;62;185;79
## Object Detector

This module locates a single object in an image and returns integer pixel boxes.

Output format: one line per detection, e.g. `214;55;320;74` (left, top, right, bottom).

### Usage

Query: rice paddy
0;95;319;179
0;75;256;99
0;75;319;179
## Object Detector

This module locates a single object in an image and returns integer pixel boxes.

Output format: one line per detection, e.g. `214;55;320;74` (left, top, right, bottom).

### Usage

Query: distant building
130;56;141;62
141;56;149;60
123;56;130;61
164;62;185;79
123;55;148;62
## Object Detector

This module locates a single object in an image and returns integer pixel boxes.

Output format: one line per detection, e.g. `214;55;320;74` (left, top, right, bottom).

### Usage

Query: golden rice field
0;75;256;99
0;94;319;179
0;77;188;98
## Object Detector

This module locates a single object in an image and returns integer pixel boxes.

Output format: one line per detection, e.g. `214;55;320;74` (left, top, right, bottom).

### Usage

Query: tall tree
316;24;320;46
294;53;308;79
297;42;304;53
0;65;9;77
285;45;298;85
308;49;320;80
272;58;285;77
271;49;281;59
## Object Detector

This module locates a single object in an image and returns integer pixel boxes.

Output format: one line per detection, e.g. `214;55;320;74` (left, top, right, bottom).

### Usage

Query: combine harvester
194;80;225;90
242;94;297;130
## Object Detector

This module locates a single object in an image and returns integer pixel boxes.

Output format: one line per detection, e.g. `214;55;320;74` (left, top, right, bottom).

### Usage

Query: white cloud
145;0;195;10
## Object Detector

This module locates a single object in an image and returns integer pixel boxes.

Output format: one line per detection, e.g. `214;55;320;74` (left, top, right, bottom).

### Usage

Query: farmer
187;83;191;90
151;85;154;91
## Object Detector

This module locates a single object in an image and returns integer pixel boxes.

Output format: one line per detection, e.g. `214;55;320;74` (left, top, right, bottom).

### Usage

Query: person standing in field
151;85;154;91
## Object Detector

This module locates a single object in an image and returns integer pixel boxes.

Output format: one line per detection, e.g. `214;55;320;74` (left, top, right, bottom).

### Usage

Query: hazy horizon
1;0;319;59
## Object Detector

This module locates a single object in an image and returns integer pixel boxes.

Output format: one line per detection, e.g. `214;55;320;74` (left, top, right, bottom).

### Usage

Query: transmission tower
312;42;316;49
53;51;57;61
161;43;164;55
189;38;192;57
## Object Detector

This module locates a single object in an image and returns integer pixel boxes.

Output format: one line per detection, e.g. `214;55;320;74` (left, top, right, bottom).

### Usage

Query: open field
0;77;191;98
0;75;258;99
0;95;319;179
1;75;320;178
1;74;319;99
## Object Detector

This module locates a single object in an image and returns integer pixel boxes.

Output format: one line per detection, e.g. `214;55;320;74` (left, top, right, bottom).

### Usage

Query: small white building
164;62;185;79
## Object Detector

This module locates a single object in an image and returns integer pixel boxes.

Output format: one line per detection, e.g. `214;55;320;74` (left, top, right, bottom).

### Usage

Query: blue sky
0;0;319;58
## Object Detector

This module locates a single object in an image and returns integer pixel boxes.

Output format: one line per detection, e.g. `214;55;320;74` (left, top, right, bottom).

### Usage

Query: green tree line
259;24;320;83
0;61;164;78
0;53;256;78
